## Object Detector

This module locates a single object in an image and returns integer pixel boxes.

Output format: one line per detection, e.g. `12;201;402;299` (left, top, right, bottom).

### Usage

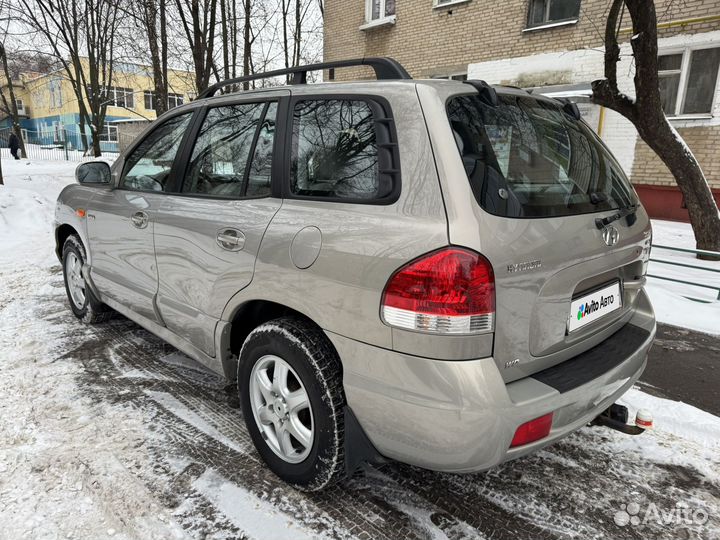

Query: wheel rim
65;252;86;309
249;354;314;464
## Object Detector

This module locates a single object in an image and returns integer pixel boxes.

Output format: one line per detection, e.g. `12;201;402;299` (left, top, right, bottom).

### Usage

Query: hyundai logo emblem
602;226;620;247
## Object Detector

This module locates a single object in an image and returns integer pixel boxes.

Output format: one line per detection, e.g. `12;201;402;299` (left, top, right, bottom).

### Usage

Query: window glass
99;124;118;143
168;93;184;109
657;53;682;114
528;0;580;26
659;73;681;114
529;0;547;25
447;94;636;218
144;90;155;110
291;100;382;200
183;102;272;198
658;54;682;71
682;48;720;114
247;103;277;197
368;0;393;20
121;113;192;192
548;0;580;21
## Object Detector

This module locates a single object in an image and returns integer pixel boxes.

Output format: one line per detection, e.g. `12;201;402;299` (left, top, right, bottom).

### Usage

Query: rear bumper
327;288;656;473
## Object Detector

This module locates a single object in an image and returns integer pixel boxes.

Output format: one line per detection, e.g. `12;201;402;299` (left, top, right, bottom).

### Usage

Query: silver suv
55;58;656;491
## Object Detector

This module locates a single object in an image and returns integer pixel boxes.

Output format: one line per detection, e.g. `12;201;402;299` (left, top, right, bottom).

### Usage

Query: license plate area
568;280;623;333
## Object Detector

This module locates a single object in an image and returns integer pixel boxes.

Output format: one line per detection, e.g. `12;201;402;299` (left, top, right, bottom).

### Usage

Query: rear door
153;92;287;356
87;112;195;322
442;90;652;382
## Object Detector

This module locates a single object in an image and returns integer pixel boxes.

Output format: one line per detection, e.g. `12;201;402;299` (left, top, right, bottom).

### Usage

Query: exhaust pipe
591;403;653;435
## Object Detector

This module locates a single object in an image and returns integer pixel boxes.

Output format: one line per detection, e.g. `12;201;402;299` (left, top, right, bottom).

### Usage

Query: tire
238;317;347;491
62;235;110;324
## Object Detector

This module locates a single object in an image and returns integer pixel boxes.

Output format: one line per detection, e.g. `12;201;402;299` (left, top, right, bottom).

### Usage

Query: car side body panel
220;84;449;350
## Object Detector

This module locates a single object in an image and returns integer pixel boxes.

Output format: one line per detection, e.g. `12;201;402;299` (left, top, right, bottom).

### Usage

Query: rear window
447;94;637;218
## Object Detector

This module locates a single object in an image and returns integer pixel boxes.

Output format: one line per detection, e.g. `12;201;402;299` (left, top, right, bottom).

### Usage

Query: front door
154;95;286;356
87;112;195;322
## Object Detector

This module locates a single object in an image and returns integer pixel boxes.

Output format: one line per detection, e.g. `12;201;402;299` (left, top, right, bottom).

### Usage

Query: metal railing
0;127;120;162
648;244;720;301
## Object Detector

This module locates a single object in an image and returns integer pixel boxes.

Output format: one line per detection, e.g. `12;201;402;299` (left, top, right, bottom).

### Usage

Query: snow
1;157;719;539
192;468;318;540
647;219;720;336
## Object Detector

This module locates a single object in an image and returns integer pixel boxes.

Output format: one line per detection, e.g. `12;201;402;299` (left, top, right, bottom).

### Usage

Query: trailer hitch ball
591;404;652;435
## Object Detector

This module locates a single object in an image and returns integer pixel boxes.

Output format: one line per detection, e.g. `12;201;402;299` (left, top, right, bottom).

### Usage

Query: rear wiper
594;203;639;229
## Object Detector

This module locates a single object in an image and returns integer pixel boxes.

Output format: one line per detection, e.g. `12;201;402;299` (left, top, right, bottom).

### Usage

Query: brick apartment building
323;0;720;222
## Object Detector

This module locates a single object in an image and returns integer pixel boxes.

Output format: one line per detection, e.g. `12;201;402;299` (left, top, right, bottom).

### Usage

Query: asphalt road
639;324;720;416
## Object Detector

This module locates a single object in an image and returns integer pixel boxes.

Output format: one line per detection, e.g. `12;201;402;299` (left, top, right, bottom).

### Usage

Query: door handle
216;228;245;251
131;211;149;229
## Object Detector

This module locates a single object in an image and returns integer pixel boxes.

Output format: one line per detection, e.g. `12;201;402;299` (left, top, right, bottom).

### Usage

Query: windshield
447;94;637;218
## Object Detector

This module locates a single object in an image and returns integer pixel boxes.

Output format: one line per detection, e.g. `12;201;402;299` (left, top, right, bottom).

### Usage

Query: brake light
510;413;554;447
381;247;495;334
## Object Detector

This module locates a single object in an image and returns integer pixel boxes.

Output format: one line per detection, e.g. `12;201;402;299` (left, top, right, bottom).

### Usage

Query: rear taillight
381;247;495;334
510;413;554;447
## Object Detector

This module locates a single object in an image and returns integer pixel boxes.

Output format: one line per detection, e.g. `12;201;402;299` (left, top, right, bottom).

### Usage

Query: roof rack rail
463;80;499;106
199;57;412;98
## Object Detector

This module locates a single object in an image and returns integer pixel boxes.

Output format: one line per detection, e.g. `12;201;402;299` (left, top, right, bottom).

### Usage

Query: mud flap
344;405;385;475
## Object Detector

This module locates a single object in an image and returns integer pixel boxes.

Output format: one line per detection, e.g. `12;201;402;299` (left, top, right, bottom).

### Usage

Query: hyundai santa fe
54;58;656;491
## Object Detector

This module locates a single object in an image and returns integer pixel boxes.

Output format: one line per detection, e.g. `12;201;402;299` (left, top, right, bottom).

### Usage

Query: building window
107;87;135;108
144;91;185;110
434;0;471;8
527;0;580;28
363;0;395;27
99;123;119;143
168;93;184;109
432;73;468;81
659;47;720;116
143;90;155;110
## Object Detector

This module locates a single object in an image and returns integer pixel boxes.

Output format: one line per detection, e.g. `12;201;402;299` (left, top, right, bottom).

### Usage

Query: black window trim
281;93;402;206
117;107;201;194
171;98;280;201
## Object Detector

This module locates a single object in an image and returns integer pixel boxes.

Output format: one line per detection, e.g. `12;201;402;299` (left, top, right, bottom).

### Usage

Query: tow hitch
591;403;653;435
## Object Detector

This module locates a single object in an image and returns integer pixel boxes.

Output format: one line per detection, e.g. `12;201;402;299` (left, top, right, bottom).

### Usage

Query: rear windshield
447;94;637;218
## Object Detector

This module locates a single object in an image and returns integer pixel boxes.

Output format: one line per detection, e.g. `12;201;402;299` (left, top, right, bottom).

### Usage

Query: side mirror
76;161;111;185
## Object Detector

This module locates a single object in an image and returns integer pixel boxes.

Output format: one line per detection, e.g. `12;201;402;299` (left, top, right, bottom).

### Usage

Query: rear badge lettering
507;260;542;274
505;359;520;369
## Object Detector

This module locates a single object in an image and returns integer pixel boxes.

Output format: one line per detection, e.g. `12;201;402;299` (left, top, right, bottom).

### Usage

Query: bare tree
592;0;720;256
137;0;170;115
175;0;218;93
0;43;27;158
18;0;122;156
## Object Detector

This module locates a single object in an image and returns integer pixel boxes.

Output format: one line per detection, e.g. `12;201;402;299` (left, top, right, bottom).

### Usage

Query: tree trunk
637;120;720;256
242;0;251;90
592;0;720;257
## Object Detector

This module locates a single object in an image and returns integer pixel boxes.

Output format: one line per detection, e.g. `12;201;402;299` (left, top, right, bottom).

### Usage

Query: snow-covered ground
647;220;720;336
1;158;719;539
